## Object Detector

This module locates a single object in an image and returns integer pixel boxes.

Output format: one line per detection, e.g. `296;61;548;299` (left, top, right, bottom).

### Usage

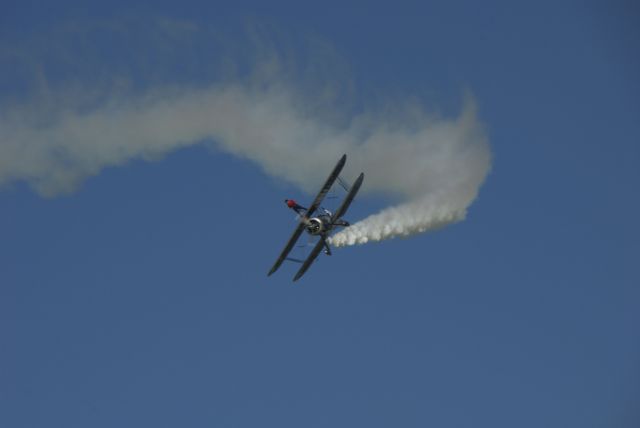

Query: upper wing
305;154;347;217
293;236;326;281
267;222;307;276
331;172;364;223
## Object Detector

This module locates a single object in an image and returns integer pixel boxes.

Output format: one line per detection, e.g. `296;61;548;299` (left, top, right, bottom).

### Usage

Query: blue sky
2;1;639;427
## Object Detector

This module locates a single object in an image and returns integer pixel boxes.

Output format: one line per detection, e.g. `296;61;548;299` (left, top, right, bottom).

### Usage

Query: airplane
268;154;365;281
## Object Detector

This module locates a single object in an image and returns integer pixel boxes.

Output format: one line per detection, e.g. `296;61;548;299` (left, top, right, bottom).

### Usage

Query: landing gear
323;242;332;256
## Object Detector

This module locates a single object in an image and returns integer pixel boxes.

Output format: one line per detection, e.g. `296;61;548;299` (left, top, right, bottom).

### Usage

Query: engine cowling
306;218;324;235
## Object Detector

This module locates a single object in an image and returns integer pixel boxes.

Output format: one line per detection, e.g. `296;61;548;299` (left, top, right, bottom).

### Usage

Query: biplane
268;154;365;281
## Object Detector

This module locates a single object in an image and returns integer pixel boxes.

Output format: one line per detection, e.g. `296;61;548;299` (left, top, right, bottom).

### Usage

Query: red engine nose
286;199;296;208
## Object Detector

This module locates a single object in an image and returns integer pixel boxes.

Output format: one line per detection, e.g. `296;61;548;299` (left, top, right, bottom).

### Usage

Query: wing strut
305;154;346;217
293;236;327;281
330;173;364;224
267;222;306;276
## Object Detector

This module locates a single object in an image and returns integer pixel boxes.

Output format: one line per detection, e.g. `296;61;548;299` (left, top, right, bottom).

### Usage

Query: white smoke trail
327;98;490;247
0;23;491;246
328;195;468;247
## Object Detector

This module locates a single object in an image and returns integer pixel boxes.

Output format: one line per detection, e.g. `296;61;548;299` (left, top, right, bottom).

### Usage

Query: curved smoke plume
0;21;491;246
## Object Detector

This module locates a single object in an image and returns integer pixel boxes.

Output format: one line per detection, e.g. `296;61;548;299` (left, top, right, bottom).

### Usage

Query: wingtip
293;269;306;281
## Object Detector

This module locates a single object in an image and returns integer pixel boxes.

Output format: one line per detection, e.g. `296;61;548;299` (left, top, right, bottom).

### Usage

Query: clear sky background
2;1;639;427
